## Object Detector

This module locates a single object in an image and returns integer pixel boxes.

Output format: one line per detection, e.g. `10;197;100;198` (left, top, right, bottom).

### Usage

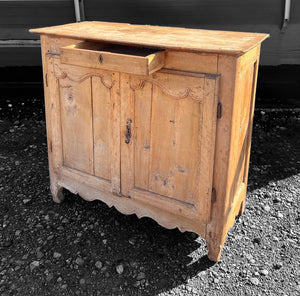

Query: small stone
15;230;21;236
132;280;140;287
15;260;24;266
250;277;259;285
53;252;62;259
253;237;261;245
259;269;269;276
103;239;107;245
278;126;286;131
277;212;283;218
46;274;53;282
23;199;31;204
44;215;50;221
15;161;20;166
62;218;69;224
116;264;124;274
263;205;270;212
75;257;84;266
273;262;283;270
95;261;103;269
128;238;136;245
136;272;145;280
79;278;85;285
37;251;43;259
214;278;220;284
57;277;62;283
30;261;40;271
61;284;67;289
273;196;281;203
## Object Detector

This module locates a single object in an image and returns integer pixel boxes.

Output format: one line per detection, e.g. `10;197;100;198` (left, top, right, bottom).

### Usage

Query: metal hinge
45;73;48;87
217;102;222;119
211;187;216;203
46;52;60;57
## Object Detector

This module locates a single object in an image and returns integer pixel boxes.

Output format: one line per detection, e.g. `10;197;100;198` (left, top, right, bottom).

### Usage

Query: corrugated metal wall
0;0;300;66
0;0;75;66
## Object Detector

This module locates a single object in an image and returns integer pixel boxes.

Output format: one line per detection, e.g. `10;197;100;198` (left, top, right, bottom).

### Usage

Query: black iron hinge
217;102;222;119
45;73;48;87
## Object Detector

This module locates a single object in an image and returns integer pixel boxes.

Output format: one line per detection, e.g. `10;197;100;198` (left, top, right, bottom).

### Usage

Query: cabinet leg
206;238;224;262
50;183;64;203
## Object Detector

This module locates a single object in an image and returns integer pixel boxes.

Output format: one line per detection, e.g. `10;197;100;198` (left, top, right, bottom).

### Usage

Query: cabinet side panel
206;46;261;261
59;77;94;174
206;54;238;261
228;63;255;205
92;76;111;180
238;50;261;206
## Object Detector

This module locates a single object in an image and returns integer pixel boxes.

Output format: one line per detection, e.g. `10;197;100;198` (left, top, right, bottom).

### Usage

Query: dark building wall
0;0;300;66
83;0;300;65
0;0;75;66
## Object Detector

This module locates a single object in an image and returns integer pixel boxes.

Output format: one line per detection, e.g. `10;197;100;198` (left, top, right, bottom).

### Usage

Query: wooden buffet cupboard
30;22;268;261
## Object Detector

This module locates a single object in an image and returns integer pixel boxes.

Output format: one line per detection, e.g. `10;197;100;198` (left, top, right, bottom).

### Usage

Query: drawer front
60;42;165;76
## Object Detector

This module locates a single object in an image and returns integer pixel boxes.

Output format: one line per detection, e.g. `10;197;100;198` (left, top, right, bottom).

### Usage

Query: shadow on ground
0;101;299;295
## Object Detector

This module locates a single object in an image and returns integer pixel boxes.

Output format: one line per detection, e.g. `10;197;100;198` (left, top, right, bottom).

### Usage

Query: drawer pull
98;54;103;64
125;118;132;144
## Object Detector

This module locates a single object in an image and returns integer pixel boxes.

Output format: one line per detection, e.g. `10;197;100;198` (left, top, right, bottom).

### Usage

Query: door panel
53;60;120;192
121;70;219;221
59;75;94;174
148;86;201;204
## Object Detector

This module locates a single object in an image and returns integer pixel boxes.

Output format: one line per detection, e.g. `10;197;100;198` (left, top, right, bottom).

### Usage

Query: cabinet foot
206;239;224;262
51;184;64;203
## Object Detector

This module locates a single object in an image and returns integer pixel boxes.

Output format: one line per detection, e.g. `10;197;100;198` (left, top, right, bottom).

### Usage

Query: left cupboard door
52;59;121;194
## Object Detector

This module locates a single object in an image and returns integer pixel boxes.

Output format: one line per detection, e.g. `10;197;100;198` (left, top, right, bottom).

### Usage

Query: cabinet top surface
30;21;268;55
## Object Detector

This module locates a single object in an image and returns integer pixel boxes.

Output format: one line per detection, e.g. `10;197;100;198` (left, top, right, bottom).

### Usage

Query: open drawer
60;41;165;76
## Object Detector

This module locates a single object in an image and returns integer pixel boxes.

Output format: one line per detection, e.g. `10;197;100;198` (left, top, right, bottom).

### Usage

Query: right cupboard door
121;70;219;223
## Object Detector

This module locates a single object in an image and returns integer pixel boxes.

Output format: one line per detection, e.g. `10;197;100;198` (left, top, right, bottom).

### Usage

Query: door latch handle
125;118;132;144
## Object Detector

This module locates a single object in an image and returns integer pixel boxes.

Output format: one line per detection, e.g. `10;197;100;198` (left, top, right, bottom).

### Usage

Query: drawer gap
74;41;162;57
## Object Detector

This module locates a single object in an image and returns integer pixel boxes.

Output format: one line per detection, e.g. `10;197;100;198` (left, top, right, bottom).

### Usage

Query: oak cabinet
31;22;268;261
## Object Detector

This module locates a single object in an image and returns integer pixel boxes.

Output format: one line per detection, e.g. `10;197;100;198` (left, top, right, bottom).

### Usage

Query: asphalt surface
0;98;299;295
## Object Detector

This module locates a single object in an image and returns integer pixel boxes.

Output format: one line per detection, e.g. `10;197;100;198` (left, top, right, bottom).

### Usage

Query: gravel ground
0;99;299;295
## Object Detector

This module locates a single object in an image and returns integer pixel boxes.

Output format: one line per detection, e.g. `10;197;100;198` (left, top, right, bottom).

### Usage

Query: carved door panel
121;70;219;222
53;60;120;193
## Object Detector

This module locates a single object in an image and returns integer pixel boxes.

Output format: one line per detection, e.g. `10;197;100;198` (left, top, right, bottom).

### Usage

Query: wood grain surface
30;21;268;55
